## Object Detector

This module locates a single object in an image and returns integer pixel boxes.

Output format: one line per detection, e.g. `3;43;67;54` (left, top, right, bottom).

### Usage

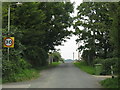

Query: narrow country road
2;63;103;88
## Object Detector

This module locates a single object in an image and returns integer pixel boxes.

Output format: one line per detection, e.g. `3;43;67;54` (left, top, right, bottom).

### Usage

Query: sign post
5;3;21;61
111;66;114;78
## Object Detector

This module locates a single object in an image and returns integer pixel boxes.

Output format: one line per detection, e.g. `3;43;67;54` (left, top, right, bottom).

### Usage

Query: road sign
4;37;14;48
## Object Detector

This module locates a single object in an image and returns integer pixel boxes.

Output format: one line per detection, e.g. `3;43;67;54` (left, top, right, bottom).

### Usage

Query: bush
2;58;31;82
93;58;104;64
94;58;118;75
51;52;61;62
3;68;39;83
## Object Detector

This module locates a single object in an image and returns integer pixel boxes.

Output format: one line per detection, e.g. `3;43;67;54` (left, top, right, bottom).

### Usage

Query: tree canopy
74;2;120;65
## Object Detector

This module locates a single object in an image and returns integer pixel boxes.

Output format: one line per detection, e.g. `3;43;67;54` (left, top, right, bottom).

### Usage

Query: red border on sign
4;37;14;47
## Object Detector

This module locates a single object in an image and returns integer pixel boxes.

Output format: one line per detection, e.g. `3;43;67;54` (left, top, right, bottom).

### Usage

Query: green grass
100;78;119;88
50;62;60;67
3;62;60;83
74;61;95;75
2;69;39;83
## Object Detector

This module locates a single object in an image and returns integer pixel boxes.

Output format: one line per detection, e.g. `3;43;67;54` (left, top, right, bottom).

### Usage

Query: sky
55;0;83;60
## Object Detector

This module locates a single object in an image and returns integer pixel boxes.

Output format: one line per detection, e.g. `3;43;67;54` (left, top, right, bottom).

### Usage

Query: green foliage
24;46;48;67
74;2;116;65
35;62;60;71
81;50;94;65
108;2;120;58
51;51;61;62
2;58;33;83
93;58;118;75
50;62;60;67
5;2;74;51
60;58;65;63
2;26;25;61
74;61;95;75
100;78;119;88
2;2;73;66
2;2;73;83
74;2;120;77
3;68;39;83
93;58;103;64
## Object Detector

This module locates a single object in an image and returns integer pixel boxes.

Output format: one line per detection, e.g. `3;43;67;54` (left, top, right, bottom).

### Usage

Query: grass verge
100;78;119;88
3;62;60;84
49;62;60;67
2;69;39;83
74;61;95;75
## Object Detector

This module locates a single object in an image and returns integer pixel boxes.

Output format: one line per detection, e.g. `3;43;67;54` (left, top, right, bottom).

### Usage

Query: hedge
93;58;118;75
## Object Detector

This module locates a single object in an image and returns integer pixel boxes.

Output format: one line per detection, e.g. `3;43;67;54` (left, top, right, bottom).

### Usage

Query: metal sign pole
6;3;22;61
8;48;9;61
8;5;10;61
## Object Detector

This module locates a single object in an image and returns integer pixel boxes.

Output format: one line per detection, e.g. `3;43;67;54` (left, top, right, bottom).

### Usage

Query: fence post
111;65;114;78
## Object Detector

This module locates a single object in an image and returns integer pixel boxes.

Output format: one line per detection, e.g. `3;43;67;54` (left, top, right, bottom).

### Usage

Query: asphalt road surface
2;63;104;88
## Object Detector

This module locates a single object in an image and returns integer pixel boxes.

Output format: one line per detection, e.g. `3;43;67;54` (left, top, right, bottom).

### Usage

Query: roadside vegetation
73;2;120;88
2;2;73;83
74;60;119;88
50;62;61;67
35;62;61;71
100;78;119;88
74;61;95;75
3;62;60;83
3;68;39;83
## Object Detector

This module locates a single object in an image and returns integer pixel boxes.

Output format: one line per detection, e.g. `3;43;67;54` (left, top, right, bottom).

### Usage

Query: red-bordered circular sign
4;37;14;47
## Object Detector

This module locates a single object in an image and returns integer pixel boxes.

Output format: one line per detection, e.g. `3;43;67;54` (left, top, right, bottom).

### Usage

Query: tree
108;2;120;58
2;2;74;66
108;2;120;78
74;2;113;65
